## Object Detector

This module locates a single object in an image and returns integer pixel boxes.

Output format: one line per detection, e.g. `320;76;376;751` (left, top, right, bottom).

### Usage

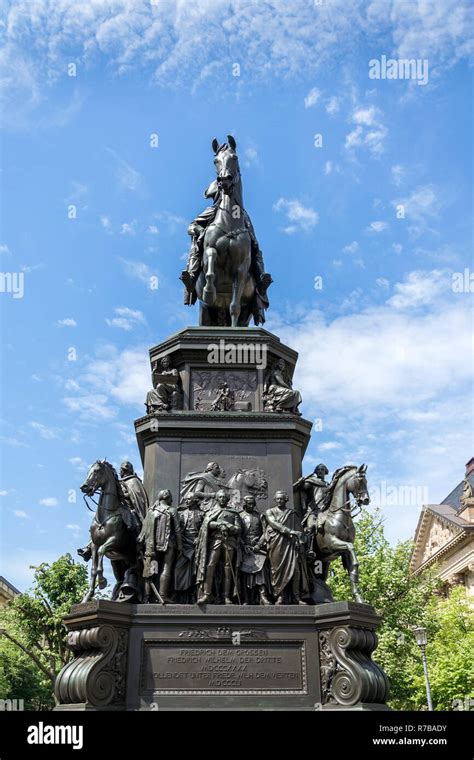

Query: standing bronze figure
264;491;309;604
240;495;271;605
180;135;272;326
137;489;183;603
195;490;242;604
294;463;329;557
119;460;149;525
174;494;205;603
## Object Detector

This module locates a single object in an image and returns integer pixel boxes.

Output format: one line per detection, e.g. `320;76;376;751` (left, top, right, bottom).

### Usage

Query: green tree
327;508;473;710
0;554;88;709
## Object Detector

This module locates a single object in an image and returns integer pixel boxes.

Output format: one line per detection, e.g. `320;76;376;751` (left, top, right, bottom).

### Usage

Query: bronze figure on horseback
180;135;272;326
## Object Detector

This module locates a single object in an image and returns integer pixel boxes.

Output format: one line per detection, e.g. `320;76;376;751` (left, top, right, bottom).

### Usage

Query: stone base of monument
54;600;390;711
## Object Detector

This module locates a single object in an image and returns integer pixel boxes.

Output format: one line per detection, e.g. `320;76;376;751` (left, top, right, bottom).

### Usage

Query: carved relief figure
180;462;229;511
211;381;235;411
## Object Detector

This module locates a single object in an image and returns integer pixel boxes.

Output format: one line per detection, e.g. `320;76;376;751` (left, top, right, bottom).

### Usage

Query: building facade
410;458;474;596
0;576;20;606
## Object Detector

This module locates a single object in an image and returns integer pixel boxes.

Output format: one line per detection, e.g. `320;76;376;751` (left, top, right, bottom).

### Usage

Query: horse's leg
199;302;212;326
341;546;365;603
110;559;126;601
229;262;248;327
82;543;99;602
202;246;217;305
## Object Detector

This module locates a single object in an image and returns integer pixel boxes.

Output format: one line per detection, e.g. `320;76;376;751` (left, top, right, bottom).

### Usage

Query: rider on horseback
294;464;330;556
180;141;272;325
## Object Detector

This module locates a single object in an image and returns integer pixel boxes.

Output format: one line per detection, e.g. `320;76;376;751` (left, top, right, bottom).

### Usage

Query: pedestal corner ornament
55;135;390;711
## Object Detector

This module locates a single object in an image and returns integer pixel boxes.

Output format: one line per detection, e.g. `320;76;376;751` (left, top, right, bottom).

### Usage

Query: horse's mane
97;459;120;486
323;465;357;508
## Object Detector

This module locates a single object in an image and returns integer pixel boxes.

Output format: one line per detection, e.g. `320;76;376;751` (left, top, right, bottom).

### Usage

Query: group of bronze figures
79;459;370;606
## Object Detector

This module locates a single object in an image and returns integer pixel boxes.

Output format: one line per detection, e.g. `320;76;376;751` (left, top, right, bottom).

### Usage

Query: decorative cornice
412;531;471;575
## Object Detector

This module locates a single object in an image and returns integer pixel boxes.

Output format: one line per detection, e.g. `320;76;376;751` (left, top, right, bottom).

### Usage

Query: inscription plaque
141;640;306;695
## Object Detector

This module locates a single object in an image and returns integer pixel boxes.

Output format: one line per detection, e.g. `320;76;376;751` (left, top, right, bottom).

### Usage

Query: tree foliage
328;508;474;710
0;554;88;709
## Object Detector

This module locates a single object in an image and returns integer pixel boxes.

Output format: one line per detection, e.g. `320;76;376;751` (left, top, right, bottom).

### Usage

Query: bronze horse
195;136;256;326
80;460;138;603
313;465;370;603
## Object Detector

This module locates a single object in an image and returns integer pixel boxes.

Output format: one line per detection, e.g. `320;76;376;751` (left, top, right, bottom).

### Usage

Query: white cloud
57;317;77;327
366;221;388;233
63;393;117;421
366;0;474;74
376;277;390;290
39;497;58;507
154;211;187;233
243;147;259;168
147;225;159;234
392;243;403;254
304;87;321;108
343;241;359;255
0;243;12;255
270;267;472;539
66;523;81;531
101;215;112;232
0;490;8;496
30;421;58;440
324;161;333;175
69;456;87;470
120;221;137;236
391;165;405;187
63;344;150;421
273;197;319;234
1;0;471;127
392;184;442;226
352;106;378;126
105;306;146;331
120;259;157;287
325;96;340;115
107;149;144;193
345;105;387;157
387;269;448;310
14;510;28;518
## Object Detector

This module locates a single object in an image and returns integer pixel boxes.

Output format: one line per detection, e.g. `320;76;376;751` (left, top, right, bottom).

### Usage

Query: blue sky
1;0;473;590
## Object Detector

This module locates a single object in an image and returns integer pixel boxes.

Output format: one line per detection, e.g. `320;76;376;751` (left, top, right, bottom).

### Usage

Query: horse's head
245;468;268;498
80;459;116;497
212;135;241;196
347;464;370;506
